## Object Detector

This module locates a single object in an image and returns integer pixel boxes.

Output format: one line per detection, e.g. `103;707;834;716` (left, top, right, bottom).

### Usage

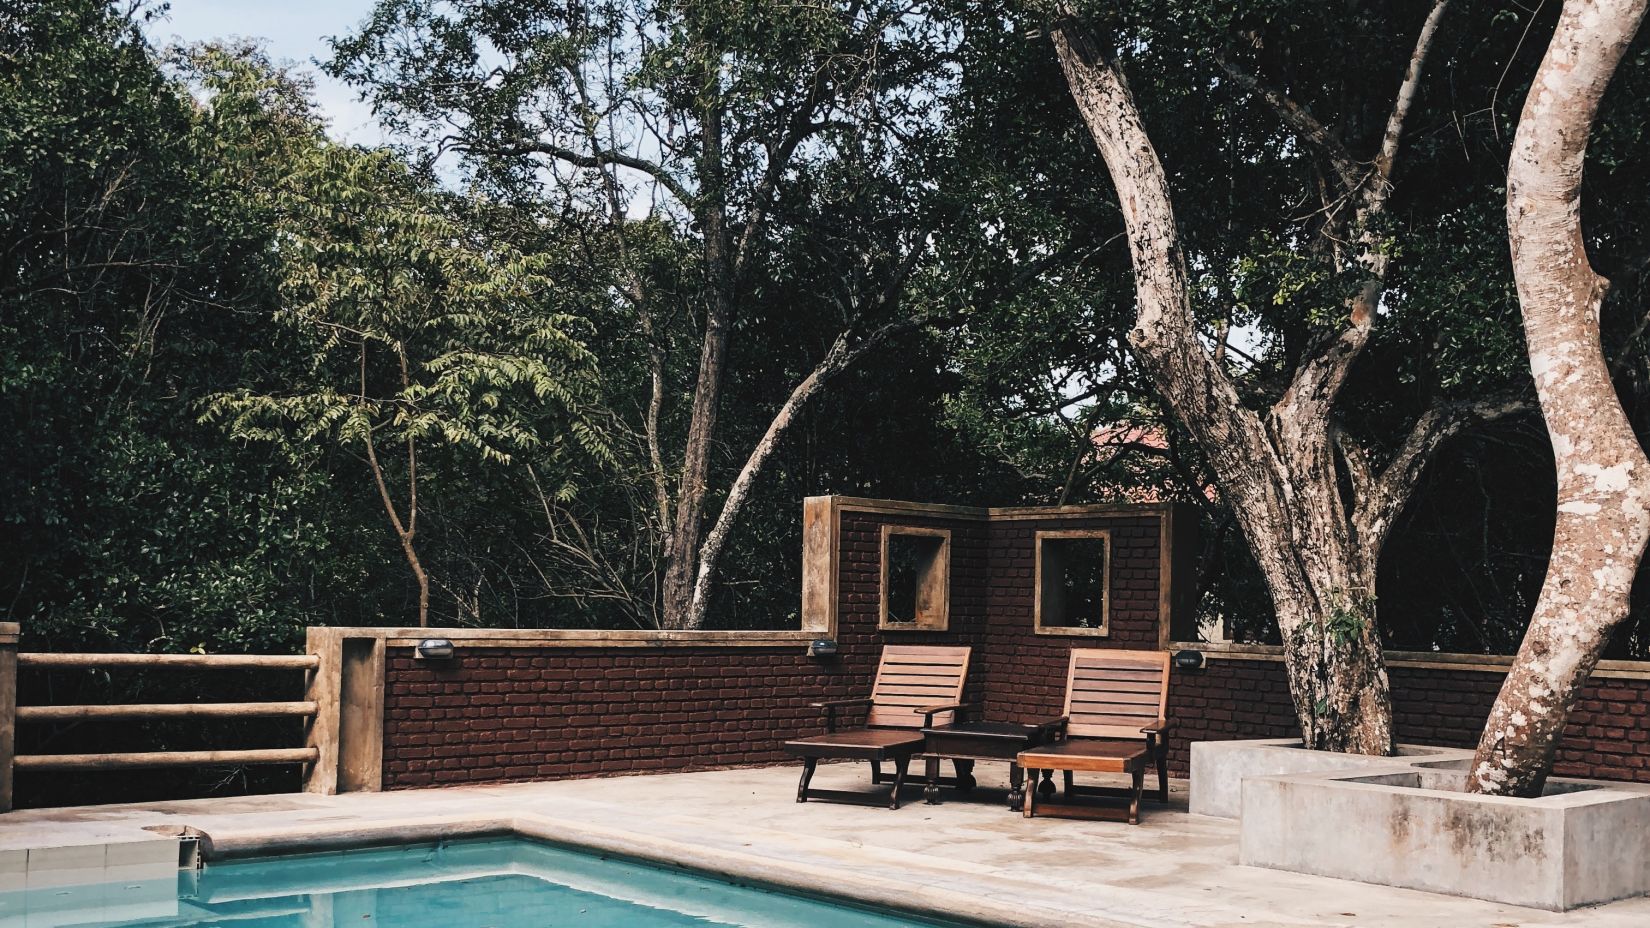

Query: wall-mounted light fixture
415;637;456;661
807;638;839;659
1172;649;1205;673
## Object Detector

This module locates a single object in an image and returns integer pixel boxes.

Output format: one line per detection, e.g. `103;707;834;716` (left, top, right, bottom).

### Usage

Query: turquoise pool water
0;838;979;927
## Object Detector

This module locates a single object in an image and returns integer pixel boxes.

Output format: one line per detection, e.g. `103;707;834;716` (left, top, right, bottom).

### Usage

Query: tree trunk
1051;8;1395;753
364;431;430;628
1467;0;1650;797
660;96;733;630
683;318;926;629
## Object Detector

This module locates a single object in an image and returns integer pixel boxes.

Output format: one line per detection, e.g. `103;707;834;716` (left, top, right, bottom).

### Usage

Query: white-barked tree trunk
1468;0;1650;797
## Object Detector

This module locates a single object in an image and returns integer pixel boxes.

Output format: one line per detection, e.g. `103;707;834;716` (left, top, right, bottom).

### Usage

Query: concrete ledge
1239;764;1650;910
338;627;820;648
1189;738;1471;819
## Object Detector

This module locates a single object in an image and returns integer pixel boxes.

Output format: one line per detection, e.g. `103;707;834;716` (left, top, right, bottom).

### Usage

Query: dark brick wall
383;646;869;788
979;514;1166;725
378;498;1650;790
380;505;1174;789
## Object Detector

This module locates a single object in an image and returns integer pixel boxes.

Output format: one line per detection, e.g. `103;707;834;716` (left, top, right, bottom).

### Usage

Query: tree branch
1363;0;1452;217
683;312;934;628
1273;0;1452;431
1214;53;1360;190
1050;8;1282;536
1353;395;1531;550
469;139;695;208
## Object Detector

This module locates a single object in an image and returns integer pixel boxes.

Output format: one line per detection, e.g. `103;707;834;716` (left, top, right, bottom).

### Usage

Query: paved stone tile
1;765;1646;927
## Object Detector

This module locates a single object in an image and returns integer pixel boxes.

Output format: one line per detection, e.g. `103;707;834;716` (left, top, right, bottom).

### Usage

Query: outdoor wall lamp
807;638;839;659
1172;649;1205;673
415;637;456;661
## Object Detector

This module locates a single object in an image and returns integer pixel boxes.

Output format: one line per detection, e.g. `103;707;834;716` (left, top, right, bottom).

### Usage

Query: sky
144;0;384;145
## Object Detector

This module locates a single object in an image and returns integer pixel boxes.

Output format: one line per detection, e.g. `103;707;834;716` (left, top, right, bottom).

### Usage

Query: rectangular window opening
1036;530;1111;636
880;526;951;630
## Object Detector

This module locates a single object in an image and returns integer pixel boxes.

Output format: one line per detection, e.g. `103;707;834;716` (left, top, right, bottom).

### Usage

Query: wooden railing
0;629;324;811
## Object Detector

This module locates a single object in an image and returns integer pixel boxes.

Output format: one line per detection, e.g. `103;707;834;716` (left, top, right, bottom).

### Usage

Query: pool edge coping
184;811;1137;928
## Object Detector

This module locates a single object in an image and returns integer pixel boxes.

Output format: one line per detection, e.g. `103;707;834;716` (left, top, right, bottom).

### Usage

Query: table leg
796;758;818;803
1006;763;1025;811
1062;768;1074;798
889;756;911;810
1022;768;1038;818
1129;767;1144;825
1037;768;1056;799
870;759;884;785
923;756;941;805
1154;740;1169;803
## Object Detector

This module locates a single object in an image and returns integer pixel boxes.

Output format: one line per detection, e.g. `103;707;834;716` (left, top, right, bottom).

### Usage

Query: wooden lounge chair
1016;648;1170;822
784;645;971;810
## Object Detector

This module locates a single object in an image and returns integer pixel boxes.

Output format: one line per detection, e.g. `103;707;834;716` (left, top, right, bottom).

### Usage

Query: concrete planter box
1241;764;1650;910
1194;738;1650;909
1188;738;1471;819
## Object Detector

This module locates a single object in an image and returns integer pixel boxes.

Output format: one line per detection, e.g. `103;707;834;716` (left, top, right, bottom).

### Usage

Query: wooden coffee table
1016;741;1151;824
919;721;1053;809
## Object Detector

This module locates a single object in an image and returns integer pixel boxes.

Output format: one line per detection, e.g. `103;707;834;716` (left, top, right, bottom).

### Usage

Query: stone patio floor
3;763;1648;927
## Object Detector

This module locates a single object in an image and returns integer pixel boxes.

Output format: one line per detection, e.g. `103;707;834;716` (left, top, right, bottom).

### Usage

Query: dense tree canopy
3;0;1650;673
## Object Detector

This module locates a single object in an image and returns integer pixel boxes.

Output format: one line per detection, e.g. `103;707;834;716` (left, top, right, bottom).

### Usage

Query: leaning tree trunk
1050;8;1395;754
1468;0;1650;797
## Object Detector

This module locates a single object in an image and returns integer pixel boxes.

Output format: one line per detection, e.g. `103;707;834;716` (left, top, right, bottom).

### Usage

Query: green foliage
6;0;1650;664
1326;592;1377;649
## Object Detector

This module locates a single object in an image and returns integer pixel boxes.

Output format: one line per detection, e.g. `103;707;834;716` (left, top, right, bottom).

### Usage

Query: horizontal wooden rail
18;653;319;670
14;748;319;770
17;701;318;722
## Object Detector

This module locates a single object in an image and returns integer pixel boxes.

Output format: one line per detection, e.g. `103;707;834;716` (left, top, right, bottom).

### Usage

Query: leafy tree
192;50;608;628
327;0;965;628
0;0;376;653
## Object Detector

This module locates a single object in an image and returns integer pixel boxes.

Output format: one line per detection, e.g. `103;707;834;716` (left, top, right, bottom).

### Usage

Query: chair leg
923;756;941;805
888;756;910;810
1129;767;1144;825
796;758;818;803
954;758;977;793
1062;769;1075;798
1006;763;1025;811
1022;768;1038;818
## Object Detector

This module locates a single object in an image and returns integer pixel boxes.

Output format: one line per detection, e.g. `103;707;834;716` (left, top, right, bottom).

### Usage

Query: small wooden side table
1016;741;1151;824
919;721;1052;809
784;729;925;809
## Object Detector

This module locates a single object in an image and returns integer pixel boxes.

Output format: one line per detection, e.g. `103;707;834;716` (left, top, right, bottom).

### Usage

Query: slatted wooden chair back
866;645;971;729
1062;648;1170;740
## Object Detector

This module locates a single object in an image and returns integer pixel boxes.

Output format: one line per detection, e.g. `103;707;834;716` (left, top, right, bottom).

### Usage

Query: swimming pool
0;838;982;927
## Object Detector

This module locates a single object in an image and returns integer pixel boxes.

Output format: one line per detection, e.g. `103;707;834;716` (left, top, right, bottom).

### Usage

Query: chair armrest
810;697;873;709
917;702;975;728
811;697;872;733
1033;716;1070;739
1140;718;1169;735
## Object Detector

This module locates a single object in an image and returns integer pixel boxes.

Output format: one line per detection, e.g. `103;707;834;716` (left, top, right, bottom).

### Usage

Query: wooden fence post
304;628;342;795
0;622;18;813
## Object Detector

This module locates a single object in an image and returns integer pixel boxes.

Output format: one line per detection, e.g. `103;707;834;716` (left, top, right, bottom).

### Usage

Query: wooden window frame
1034;529;1112;637
878;525;952;631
